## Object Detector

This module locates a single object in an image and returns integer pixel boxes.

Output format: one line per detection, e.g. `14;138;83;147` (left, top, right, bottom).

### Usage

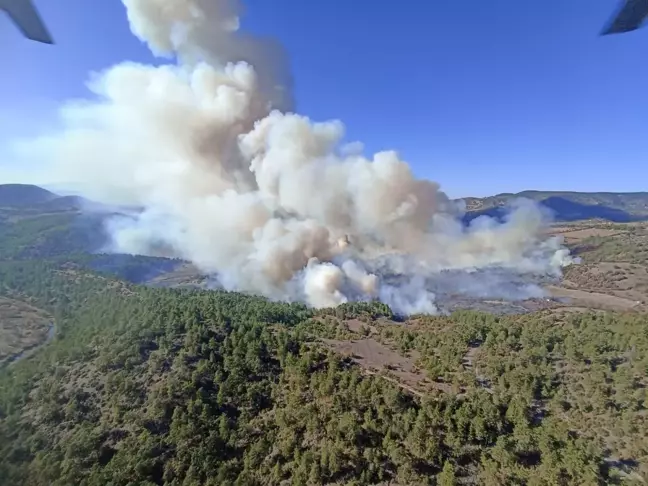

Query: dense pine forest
0;192;647;484
0;259;646;485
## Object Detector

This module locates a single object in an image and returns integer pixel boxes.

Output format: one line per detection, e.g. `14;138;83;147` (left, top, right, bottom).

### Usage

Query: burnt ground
146;262;208;289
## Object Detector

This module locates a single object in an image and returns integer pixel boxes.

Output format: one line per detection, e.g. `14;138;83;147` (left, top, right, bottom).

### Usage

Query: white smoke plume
17;0;576;315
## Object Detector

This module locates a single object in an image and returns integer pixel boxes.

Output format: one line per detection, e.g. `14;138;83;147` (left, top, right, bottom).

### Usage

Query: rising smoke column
17;0;576;314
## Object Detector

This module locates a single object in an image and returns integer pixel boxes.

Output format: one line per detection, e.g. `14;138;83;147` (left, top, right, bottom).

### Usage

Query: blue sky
0;0;646;198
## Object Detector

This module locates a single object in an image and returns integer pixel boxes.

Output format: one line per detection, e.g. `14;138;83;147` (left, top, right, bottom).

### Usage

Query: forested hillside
0;183;647;484
0;260;646;485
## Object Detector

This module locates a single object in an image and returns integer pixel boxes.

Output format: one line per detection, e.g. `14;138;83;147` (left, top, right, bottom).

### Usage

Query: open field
544;220;648;312
0;296;51;364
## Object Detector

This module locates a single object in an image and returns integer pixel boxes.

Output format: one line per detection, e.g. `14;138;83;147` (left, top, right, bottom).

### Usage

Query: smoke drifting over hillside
20;0;575;314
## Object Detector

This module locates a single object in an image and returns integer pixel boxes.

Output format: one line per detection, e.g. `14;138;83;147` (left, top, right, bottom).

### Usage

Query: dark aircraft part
0;1;645;46
0;0;53;44
601;0;648;35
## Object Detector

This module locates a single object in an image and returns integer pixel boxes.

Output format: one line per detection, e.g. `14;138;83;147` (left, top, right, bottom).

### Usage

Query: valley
0;184;647;485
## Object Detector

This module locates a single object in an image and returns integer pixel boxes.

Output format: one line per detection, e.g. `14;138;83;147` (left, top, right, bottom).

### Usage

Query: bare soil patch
563;261;648;304
547;306;603;315
344;318;377;335
546;285;644;312
321;337;450;394
544;221;648;311
557;227;624;243
0;296;51;364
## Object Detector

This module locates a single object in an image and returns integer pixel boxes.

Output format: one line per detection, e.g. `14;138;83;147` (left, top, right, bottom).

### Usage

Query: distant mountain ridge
463;190;648;223
1;183;648;223
0;184;57;207
0;183;181;284
0;183;84;211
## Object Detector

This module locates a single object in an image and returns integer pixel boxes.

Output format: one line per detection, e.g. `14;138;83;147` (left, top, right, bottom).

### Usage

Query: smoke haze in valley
14;0;577;315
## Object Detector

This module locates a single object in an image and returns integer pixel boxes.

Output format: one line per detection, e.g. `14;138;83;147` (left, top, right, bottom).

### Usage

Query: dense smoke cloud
123;0;293;110
19;0;576;314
